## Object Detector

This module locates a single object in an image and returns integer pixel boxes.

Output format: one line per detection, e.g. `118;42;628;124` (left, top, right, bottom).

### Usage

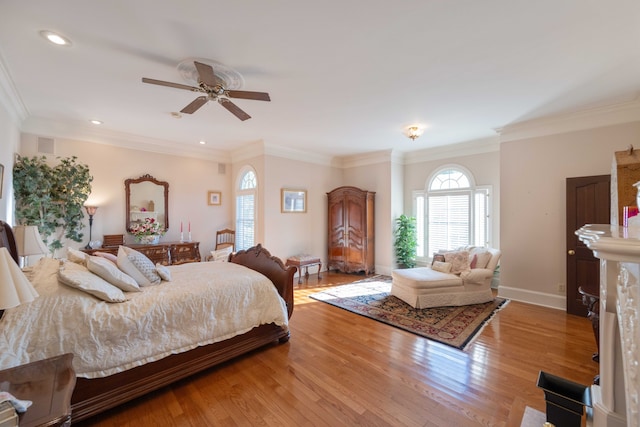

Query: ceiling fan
142;61;270;121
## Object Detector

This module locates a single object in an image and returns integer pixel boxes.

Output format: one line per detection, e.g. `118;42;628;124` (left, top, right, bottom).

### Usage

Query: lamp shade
0;247;38;309
14;225;49;256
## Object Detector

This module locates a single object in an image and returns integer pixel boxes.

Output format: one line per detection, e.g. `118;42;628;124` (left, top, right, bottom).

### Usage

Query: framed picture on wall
281;188;306;213
208;191;221;206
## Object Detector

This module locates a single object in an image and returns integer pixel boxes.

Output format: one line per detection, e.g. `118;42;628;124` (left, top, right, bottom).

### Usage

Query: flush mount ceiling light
39;30;72;46
406;126;423;141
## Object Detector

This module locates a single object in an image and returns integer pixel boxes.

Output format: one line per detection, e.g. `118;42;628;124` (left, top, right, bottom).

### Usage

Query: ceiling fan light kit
142;59;270;121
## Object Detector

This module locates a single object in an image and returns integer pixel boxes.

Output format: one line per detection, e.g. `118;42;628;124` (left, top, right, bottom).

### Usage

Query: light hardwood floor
77;272;597;427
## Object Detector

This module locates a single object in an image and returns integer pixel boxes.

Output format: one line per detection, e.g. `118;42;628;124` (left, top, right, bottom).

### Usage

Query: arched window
413;166;491;259
235;167;257;251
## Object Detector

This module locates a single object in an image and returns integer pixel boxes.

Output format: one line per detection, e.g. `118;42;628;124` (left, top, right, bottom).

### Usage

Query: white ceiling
1;1;639;158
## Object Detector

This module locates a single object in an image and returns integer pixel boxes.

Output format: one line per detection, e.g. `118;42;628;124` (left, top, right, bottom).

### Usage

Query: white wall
19;133;232;258
0;101;20;223
499;121;640;308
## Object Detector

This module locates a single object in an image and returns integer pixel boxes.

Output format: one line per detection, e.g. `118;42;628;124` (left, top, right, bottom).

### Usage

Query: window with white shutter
413;166;491;260
235;168;257;251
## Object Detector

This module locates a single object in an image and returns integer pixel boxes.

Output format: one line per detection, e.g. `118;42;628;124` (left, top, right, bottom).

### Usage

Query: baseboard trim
497;286;566;310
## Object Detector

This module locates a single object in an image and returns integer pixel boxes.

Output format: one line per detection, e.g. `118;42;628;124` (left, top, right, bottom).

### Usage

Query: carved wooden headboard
0;220;19;265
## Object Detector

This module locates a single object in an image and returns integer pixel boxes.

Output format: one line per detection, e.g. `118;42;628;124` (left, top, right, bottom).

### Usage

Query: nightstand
0;353;75;427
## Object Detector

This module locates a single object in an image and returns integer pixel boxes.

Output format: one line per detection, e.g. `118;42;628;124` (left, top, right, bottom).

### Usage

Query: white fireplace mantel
577;224;640;427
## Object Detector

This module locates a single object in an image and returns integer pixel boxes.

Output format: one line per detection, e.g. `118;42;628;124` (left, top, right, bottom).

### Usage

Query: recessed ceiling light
39;30;72;46
171;112;182;119
89;119;103;125
199;140;206;145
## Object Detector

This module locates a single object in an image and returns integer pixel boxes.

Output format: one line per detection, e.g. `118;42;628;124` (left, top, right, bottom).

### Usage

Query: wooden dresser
327;186;375;274
83;241;200;265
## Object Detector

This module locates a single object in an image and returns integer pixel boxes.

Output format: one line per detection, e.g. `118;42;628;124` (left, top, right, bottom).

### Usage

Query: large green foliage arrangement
13;155;93;254
394;214;418;268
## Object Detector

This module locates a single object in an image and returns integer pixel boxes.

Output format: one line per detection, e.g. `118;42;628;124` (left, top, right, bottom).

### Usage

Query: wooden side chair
215;229;235;251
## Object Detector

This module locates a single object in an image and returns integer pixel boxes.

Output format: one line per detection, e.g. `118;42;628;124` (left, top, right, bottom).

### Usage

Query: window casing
413;167;491;260
235;169;257;251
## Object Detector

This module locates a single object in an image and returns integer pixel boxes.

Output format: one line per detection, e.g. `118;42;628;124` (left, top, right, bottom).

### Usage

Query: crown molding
0;51;28;126
20;116;232;162
401;136;501;165
497;96;640;142
333;149;399;169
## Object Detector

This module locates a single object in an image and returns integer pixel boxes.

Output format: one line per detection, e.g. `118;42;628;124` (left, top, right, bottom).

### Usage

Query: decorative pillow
58;261;127;302
117;246;161;286
156;263;172;281
94;251;118;264
431;253;446;265
210;246;233;262
67;247;88;265
86;255;140;292
469;254;478;269
431;261;453;273
443;250;470;275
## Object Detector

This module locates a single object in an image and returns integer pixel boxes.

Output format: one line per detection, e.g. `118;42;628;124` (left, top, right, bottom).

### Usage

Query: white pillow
156;263;172;281
444;250;471;275
117;246;161;286
431;261;453;273
67;247;88;265
86;255;140;292
210;246;233;262
58;261;127;303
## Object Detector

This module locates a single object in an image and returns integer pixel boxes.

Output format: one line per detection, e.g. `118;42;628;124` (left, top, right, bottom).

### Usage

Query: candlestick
188;221;191;232
180;221;183;232
180;232;184;243
188;231;192;243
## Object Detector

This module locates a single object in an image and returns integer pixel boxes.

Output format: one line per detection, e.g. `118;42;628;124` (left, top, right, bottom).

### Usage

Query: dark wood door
566;175;610;315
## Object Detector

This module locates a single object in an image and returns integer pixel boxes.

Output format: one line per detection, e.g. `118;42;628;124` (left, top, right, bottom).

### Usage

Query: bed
0;220;295;423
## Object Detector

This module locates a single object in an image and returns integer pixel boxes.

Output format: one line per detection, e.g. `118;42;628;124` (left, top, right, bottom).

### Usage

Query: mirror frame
125;174;169;232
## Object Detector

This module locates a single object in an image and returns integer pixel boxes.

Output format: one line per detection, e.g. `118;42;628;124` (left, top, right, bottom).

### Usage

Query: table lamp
0;247;38;319
14;225;49;267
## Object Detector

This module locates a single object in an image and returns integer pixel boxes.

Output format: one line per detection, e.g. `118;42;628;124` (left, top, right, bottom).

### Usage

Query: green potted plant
13;155;93;255
394;214;418;268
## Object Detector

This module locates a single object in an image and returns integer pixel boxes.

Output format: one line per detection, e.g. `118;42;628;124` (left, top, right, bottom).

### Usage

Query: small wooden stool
286;255;322;284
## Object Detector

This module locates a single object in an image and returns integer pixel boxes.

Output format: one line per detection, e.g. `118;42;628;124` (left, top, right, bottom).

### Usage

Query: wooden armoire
327;186;375;274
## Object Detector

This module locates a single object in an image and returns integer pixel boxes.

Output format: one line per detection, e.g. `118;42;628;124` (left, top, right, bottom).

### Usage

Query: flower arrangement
129;218;165;238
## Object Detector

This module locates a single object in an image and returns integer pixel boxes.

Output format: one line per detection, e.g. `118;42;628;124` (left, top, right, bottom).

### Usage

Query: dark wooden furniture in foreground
82;241;201;265
0;220;295;424
0;353;75;427
327;186;375;274
286;255;322;284
579;285;600;385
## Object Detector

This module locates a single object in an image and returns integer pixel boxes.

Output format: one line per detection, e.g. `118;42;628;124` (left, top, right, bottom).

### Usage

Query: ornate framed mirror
125;174;169;232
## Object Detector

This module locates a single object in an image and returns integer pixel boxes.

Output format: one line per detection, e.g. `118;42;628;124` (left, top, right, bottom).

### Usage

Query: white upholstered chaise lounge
391;247;501;309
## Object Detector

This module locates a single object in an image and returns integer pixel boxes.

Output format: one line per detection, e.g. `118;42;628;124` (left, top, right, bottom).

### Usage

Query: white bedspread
0;258;289;378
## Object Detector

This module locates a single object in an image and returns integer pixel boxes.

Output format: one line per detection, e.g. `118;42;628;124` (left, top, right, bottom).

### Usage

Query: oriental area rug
309;276;508;351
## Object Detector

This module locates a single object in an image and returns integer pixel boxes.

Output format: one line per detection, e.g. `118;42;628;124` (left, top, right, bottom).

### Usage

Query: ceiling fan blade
226;90;271;102
180;96;208;114
194;61;218;87
219;98;251;121
142;77;200;92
